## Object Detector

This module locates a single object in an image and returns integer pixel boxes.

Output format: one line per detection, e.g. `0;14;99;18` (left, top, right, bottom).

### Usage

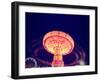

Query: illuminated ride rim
25;57;38;68
43;31;75;55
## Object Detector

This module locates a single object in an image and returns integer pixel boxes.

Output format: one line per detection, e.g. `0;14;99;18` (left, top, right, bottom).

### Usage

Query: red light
43;30;74;67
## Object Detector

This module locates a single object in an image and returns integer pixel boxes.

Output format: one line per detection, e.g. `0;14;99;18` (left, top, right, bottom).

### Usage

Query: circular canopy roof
43;31;74;55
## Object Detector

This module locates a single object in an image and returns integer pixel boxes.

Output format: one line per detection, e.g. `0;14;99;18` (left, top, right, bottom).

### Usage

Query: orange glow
43;30;74;67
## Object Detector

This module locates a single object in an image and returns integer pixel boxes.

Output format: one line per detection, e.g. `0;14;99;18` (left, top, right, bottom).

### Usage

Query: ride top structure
43;31;75;67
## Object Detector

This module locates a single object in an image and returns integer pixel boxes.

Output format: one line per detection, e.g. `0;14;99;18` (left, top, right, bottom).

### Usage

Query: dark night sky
25;12;89;67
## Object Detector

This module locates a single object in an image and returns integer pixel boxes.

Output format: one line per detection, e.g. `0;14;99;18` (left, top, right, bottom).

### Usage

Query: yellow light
43;30;74;67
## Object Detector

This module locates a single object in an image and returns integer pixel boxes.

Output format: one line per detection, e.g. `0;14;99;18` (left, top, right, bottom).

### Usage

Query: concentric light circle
43;31;74;55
